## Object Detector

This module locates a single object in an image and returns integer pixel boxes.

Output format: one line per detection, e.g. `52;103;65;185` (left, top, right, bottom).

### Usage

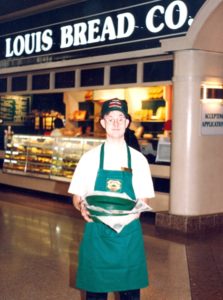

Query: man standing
68;98;154;300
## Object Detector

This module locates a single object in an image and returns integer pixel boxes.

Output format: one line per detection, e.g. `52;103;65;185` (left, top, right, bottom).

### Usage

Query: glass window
143;60;173;82
0;78;7;92
110;64;137;84
32;74;50;90
81;68;104;86
55;71;75;88
12;76;27;91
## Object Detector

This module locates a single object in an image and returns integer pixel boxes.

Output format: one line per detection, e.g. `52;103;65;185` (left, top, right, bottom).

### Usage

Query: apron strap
127;145;131;169
99;143;132;169
99;143;105;169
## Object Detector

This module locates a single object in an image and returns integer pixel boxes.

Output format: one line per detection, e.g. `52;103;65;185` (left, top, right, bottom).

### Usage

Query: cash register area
0;185;222;300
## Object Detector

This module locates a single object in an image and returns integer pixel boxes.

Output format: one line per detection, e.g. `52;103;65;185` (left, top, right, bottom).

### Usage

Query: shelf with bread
3;134;104;182
132;106;166;123
68;100;104;136
3;159;26;173
3;140;27;173
132;101;166;139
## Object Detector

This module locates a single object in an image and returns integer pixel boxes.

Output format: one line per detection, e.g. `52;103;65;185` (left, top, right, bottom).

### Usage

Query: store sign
201;103;223;135
0;0;205;65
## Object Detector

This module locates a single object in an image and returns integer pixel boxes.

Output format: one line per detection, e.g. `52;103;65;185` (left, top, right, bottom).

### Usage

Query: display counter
3;134;104;182
1;134;170;212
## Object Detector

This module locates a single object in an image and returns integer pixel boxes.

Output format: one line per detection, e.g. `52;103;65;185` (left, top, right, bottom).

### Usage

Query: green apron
76;143;148;293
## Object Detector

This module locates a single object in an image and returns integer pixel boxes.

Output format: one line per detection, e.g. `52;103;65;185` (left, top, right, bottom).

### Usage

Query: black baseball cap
101;98;128;118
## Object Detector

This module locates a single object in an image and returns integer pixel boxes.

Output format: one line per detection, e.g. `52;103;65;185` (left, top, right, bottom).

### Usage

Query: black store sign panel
0;0;206;67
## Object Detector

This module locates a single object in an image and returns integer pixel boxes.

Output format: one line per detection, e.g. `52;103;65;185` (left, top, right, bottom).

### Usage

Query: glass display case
3;135;104;181
51;137;104;182
3;135;54;178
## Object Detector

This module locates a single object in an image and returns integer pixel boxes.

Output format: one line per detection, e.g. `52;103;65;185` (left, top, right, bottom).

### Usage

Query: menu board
0;98;15;122
0;96;30;124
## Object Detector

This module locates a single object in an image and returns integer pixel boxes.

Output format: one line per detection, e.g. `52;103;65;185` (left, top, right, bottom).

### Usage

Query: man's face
100;110;129;139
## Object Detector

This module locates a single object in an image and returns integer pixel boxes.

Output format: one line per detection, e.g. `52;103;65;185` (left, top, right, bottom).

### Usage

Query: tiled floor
0;185;222;300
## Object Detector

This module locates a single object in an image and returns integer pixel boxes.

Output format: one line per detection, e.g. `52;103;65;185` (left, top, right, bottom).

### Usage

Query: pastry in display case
3;135;104;182
51;137;104;182
50;137;84;181
3;135;54;178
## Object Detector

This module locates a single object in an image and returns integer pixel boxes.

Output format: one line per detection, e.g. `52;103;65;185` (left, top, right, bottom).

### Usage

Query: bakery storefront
0;0;223;233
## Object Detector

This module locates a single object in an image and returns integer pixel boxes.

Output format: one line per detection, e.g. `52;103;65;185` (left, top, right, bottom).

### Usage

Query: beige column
170;50;223;216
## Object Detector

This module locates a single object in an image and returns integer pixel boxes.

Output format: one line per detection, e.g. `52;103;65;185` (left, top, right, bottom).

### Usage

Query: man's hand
73;195;93;222
79;201;93;222
73;195;82;211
